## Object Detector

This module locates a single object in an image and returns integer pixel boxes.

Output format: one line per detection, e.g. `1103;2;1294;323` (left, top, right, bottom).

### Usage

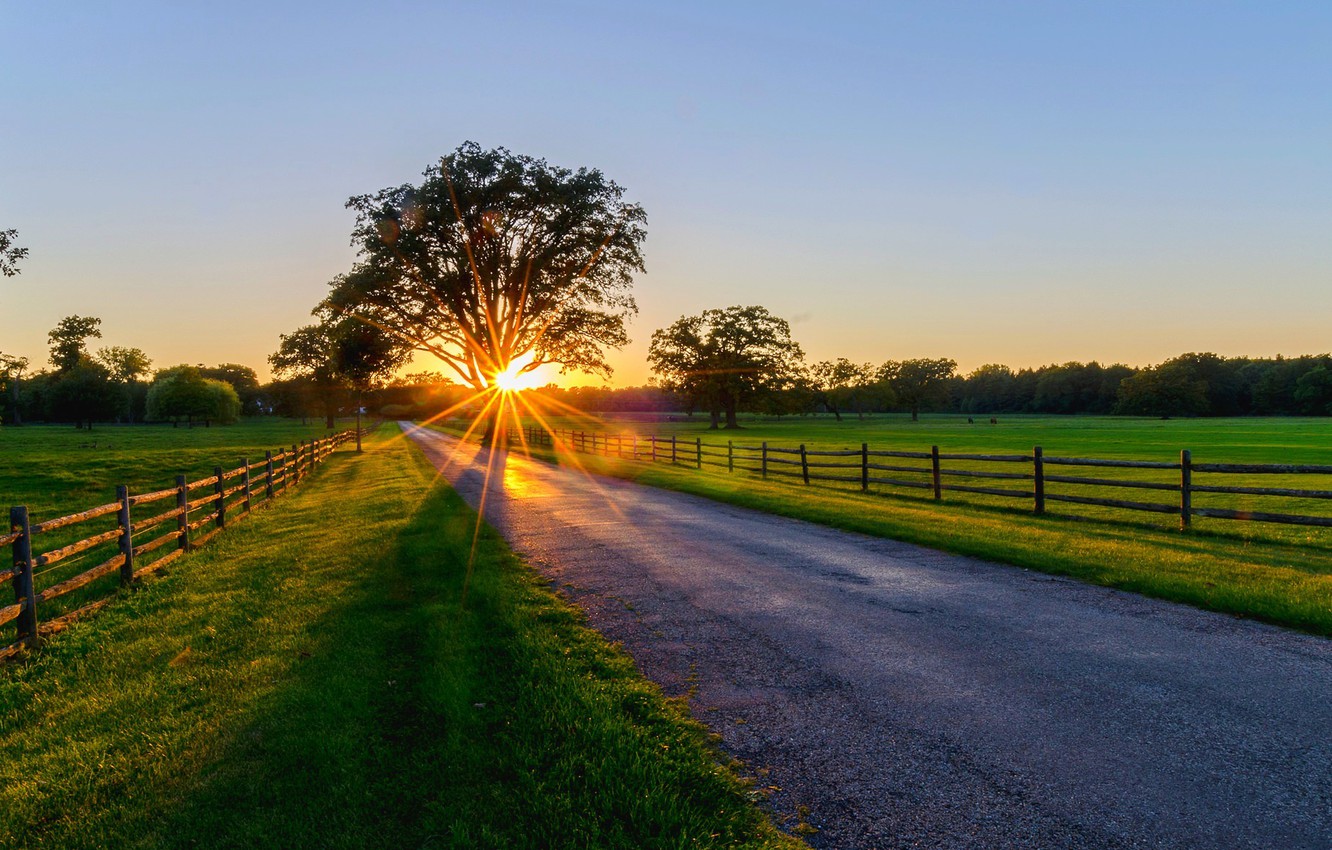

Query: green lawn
434;414;1332;636
0;428;799;849
0;419;357;520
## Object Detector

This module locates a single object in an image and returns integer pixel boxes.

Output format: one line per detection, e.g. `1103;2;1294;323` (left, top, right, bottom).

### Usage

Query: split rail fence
2;427;369;658
513;426;1332;535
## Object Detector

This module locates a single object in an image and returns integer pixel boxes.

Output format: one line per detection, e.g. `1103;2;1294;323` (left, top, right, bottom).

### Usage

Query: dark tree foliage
808;359;880;421
0;353;29;425
326;142;647;391
0;229;27;278
878;358;957;422
48;315;103;372
270;315;408;427
648;305;805;429
46;358;123;428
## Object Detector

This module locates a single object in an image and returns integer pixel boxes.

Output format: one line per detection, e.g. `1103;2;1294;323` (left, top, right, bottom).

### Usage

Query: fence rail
509;425;1332;536
3;427;372;658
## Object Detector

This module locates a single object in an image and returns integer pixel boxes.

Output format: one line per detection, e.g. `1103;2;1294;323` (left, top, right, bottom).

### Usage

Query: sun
491;353;540;392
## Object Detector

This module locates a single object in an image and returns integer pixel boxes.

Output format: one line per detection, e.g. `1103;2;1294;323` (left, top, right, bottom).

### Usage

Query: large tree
647;305;804;429
878;358;957;422
324;142;647;395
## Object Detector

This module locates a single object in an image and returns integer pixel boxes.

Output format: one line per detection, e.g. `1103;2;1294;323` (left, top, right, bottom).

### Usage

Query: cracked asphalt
403;423;1332;849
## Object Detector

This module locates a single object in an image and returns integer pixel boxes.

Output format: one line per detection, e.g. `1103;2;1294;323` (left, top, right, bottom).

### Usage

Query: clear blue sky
4;1;1330;385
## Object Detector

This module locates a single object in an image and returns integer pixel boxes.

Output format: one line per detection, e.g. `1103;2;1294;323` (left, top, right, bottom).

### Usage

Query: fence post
761;442;768;479
931;445;942;500
651;435;657;463
728;440;734;473
214;466;226;529
696;438;702;469
117;485;134;584
242;458;252;514
11;506;38;645
265;451;275;500
290;444;298;487
1180;449;1192;530
671;434;678;465
176;475;190;552
861;443;869;492
1033;446;1045;515
633;434;638;461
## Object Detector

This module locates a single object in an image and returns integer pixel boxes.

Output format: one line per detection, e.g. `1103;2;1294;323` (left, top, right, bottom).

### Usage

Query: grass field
0;419;357;520
431;413;1332;636
0;428;799;849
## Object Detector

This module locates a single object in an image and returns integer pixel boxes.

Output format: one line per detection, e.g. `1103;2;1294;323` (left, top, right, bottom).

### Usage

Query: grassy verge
436;424;1332;637
0;430;800;849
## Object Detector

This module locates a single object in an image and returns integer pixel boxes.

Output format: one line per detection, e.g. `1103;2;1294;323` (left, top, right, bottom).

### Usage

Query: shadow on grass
144;481;482;849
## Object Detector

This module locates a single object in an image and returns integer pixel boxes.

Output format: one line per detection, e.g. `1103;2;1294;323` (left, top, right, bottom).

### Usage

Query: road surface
403;424;1332;849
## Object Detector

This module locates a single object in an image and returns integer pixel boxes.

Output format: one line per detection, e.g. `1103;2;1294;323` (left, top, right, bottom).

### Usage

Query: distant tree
1115;360;1209;417
808;359;881;421
270;325;345;428
960;364;1016;414
325;142;647;401
0;229;27;277
878;358;957;422
46;358;123;428
648;305;805;429
1294;364;1332;415
48;315;103;371
146;366;240;426
201;364;262;415
95;346;153;423
0;353;29;425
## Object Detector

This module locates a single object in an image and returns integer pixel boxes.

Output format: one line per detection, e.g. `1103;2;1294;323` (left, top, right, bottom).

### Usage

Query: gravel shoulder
403;424;1332;850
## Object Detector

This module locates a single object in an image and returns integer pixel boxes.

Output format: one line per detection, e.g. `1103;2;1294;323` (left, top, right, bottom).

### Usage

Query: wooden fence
2;427;369;658
512;426;1332;533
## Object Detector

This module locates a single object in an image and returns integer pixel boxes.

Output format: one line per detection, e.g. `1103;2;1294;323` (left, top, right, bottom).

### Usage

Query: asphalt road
402;424;1332;850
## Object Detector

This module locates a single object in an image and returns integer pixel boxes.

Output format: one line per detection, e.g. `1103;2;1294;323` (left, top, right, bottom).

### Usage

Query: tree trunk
9;381;21;426
708;409;721;429
325;407;336;429
724;400;740;429
911;405;919;422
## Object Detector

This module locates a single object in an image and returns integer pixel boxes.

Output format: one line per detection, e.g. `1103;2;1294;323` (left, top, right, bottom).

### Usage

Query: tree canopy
647;305;805;429
324;142;647;392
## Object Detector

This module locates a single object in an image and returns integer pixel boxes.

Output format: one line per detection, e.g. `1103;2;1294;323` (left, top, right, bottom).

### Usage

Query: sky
3;1;1330;386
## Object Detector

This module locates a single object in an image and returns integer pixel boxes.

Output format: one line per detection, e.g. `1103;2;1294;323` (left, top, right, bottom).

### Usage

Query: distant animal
989;418;997;425
967;417;974;424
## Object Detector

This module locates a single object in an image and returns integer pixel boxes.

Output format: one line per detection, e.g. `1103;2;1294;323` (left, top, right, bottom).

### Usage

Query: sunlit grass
0;429;801;849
